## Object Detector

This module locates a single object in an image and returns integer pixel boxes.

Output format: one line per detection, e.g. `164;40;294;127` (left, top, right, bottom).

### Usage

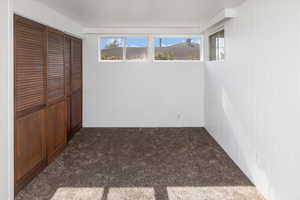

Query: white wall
0;0;14;199
205;0;300;200
13;0;83;38
83;34;205;127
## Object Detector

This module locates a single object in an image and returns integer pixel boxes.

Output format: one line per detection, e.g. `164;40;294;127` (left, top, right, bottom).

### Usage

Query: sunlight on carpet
167;186;264;200
108;187;155;200
50;186;264;200
51;187;104;200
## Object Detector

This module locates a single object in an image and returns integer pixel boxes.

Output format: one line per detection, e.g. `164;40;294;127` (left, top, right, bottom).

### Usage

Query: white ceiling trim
202;8;237;32
83;26;204;35
83;8;237;35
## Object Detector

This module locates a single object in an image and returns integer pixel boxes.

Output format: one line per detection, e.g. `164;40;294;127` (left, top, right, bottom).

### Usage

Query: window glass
100;37;124;60
125;37;148;60
154;37;201;60
99;36;203;62
209;30;225;61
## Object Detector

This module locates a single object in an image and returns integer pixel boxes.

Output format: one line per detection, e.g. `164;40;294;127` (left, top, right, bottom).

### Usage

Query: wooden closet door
71;90;82;130
64;36;71;97
14;16;47;192
15;16;46;114
47;29;65;104
46;101;66;162
71;38;82;93
70;38;82;133
15;110;46;185
14;15;83;193
46;28;67;163
64;36;71;138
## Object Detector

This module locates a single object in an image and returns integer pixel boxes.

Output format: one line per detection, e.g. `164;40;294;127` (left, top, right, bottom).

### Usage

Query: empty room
0;0;300;199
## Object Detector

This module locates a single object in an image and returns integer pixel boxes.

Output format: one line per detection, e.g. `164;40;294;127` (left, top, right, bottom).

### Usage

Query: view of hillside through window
126;37;148;60
99;36;201;61
100;37;125;60
154;37;201;60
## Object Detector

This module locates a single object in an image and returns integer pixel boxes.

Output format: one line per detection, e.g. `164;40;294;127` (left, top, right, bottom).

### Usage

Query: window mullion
123;37;127;61
148;37;154;61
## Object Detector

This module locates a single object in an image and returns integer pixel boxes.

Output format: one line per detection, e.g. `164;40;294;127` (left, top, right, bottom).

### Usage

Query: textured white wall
0;0;14;199
83;34;205;127
205;0;300;200
13;0;83;38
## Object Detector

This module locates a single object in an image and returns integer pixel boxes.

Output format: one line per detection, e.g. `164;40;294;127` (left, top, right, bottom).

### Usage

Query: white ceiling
33;0;245;27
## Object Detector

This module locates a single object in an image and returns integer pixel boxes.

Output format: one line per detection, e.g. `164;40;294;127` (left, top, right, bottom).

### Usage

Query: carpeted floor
16;128;265;200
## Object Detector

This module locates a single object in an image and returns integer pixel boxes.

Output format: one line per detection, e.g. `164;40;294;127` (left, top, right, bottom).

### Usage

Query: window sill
206;60;225;63
98;60;204;63
98;59;149;63
153;60;204;63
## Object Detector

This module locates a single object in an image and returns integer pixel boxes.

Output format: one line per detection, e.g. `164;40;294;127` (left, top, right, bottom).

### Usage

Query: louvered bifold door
15;16;46;115
47;29;65;105
64;36;71;97
71;38;82;93
46;28;67;163
70;38;82;134
64;36;72;138
14;15;47;192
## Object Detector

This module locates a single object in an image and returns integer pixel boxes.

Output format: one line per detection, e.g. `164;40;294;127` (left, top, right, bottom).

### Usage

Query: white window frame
98;35;204;63
152;35;204;62
207;27;225;62
98;35;150;62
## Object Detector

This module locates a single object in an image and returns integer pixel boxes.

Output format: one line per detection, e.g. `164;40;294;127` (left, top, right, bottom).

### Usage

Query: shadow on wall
207;82;272;200
205;66;254;179
221;87;255;179
204;62;272;200
221;87;274;200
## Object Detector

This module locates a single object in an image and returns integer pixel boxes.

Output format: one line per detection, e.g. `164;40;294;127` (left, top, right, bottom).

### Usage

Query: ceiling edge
83;26;206;35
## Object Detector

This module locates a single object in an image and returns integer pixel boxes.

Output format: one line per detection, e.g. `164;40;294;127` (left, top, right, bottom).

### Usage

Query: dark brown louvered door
70;38;82;135
14;16;47;193
71;90;82;129
15;17;46;115
46;101;66;163
64;36;71;97
46;28;67;163
14;15;83;193
47;29;65;104
64;36;72;138
71;38;82;93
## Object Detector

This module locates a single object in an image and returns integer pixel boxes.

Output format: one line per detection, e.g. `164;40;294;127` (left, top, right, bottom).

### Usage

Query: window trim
208;28;225;62
98;36;126;62
98;35;150;62
152;35;203;62
98;35;204;62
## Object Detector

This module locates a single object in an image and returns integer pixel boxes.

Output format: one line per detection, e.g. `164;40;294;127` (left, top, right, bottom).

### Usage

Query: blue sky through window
100;37;148;49
100;37;201;49
126;37;148;47
154;37;201;47
100;37;124;49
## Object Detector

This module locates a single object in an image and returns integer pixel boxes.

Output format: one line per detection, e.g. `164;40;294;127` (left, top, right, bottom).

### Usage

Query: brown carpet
16;128;265;200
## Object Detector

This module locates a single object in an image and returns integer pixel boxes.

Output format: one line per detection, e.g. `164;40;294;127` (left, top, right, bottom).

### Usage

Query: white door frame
0;0;14;199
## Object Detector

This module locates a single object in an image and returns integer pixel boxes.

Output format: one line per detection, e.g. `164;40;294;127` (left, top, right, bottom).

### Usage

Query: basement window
154;37;201;61
209;30;225;61
99;37;148;61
